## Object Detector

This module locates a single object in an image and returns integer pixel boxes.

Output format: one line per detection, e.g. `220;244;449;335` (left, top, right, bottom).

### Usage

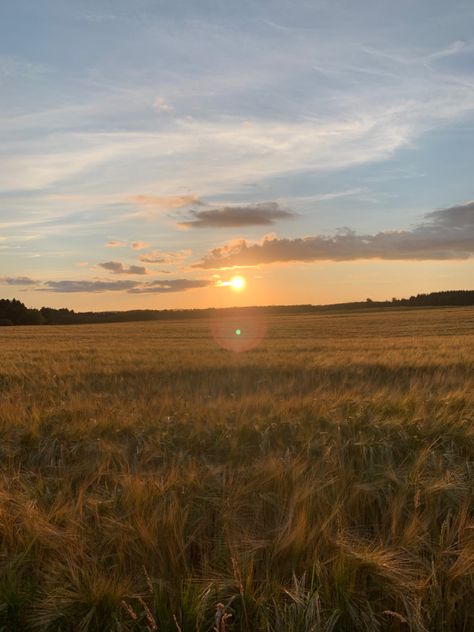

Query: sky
1;0;473;311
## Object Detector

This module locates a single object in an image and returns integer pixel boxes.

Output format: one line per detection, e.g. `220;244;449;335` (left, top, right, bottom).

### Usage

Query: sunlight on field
0;307;473;631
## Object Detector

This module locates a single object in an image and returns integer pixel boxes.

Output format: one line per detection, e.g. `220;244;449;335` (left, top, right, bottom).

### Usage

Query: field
0;307;473;631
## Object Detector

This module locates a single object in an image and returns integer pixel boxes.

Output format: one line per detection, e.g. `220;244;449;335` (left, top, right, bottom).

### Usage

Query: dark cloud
98;261;148;275
129;279;211;293
179;202;295;228
40;278;210;294
0;276;39;286
423;203;474;228
193;201;474;269
43;280;138;293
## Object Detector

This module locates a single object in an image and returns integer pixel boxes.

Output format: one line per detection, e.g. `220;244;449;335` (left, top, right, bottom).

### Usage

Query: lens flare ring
211;311;267;353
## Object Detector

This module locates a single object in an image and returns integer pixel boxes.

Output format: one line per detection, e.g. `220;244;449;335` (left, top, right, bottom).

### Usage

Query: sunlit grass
0;307;473;630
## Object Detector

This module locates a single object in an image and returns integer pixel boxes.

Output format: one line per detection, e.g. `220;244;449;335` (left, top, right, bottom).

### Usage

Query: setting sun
229;275;246;291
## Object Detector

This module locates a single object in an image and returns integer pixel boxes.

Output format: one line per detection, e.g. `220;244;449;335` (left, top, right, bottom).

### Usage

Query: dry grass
0;307;473;631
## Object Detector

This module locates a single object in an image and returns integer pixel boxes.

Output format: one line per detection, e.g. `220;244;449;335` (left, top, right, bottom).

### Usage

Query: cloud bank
193;202;474;269
178;202;295;228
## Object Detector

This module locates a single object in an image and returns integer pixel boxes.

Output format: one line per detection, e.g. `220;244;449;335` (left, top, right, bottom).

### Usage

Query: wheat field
0;307;473;631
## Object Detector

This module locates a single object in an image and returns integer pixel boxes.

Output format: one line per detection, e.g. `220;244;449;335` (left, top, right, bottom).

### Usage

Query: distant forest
0;290;474;326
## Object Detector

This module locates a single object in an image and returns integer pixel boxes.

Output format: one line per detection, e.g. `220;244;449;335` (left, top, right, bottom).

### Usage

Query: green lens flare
235;329;241;336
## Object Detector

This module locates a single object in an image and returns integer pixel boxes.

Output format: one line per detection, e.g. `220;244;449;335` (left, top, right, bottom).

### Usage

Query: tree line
0;290;473;326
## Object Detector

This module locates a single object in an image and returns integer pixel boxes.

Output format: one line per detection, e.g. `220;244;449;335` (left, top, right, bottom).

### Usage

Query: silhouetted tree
0;291;473;326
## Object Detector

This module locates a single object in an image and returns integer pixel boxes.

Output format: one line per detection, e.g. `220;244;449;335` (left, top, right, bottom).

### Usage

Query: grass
0;306;473;631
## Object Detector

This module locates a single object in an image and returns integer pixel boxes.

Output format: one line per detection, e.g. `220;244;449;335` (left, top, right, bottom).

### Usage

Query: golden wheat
0;307;473;630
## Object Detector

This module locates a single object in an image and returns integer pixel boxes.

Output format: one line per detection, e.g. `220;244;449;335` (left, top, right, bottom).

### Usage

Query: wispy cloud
0;140;129;193
427;40;474;61
193;202;474;268
139;249;192;264
130;194;201;210
98;261;148;275
290;188;370;203
178;202;295;228
2;65;473;198
0;54;49;80
106;240;127;248
131;241;150;250
153;96;174;112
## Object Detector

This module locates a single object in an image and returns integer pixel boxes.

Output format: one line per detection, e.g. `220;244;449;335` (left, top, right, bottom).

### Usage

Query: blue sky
1;0;473;309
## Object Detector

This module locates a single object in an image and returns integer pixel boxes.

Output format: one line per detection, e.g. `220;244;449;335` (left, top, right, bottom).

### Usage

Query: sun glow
229;275;246;291
215;274;247;291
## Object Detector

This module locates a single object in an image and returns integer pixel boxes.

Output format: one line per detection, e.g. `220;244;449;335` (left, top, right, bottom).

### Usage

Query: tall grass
0;307;473;630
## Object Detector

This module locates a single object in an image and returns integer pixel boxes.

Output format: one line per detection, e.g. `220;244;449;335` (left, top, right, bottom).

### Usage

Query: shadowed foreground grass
0;307;473;631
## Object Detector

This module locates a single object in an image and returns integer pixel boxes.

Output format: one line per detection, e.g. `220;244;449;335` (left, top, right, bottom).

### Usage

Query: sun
229;275;246;291
216;274;247;291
